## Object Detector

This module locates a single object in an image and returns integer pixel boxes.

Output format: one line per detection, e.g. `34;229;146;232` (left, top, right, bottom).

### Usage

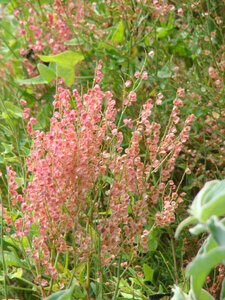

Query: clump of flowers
6;70;194;287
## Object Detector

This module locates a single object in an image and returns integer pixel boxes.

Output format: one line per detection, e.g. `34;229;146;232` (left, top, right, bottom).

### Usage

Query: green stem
112;255;122;300
86;256;91;299
1;192;8;300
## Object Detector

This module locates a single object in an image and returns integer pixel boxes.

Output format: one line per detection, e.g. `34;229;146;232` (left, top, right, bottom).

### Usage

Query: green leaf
111;21;124;44
157;63;172;78
102;175;114;184
189;223;206;235
175;216;197;239
220;277;225;300
37;64;55;82
17;75;48;85
4;101;23;118
64;37;84;46
199;236;217;255
39;50;84;68
1;142;13;154
198;289;214;300
190;180;218;217
0;124;12;136
143;264;154;282
207;217;225;246
56;64;74;87
0;251;25;268
9;268;23;280
171;286;190;300
187;246;225;298
156;27;174;38
167;13;175;30
44;285;75;300
14;176;24;188
39;51;84;87
200;180;225;221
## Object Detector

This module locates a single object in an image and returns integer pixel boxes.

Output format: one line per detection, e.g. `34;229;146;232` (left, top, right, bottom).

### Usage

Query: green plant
173;180;225;300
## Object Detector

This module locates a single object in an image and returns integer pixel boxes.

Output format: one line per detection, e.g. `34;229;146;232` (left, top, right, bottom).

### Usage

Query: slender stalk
1;192;8;300
170;233;178;285
86;257;91;300
112;255;122;300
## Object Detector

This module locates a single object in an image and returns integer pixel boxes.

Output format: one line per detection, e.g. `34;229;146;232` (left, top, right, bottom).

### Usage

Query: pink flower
134;71;140;79
142;71;148;80
125;80;131;88
123;118;133;129
14;9;20;17
20;99;27;106
177;87;185;97
128;91;137;102
178;8;183;15
148;51;154;57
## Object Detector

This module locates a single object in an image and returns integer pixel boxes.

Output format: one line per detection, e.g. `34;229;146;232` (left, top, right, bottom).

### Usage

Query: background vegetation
0;0;224;299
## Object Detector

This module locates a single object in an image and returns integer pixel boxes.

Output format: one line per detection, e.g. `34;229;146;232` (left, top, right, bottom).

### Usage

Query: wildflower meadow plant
2;67;195;298
1;0;224;299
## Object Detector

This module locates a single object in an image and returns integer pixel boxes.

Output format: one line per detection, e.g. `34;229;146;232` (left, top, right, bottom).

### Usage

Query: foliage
173;180;225;300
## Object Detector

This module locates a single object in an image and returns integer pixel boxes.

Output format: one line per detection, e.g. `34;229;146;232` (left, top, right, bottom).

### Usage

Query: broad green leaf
207;217;225;246
38;64;55;82
39;50;84;68
156;27;174;38
198;289;214;300
49;62;57;72
4;101;23;118
200;180;225;221
111;21;124;44
39;51;84;86
17;75;48;85
189;180;219;220
56;64;74;87
143;264;154;282
44;285;75;300
187;247;225;297
198;236;217;255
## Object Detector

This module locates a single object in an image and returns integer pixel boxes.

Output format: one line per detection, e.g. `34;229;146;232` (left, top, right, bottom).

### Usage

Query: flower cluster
7;76;193;278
